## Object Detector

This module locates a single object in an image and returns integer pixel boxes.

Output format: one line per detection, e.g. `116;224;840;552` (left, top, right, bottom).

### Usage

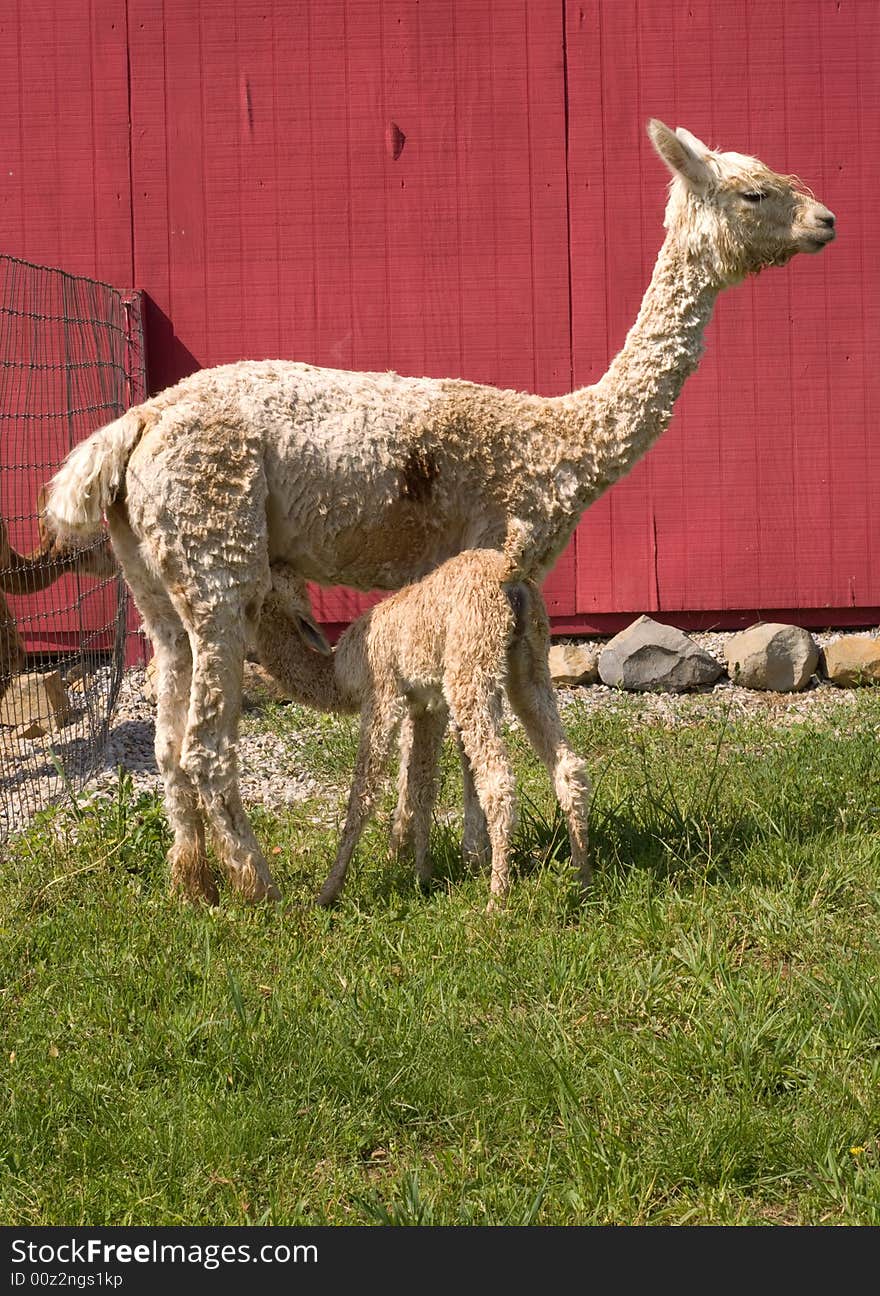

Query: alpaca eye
741;191;767;203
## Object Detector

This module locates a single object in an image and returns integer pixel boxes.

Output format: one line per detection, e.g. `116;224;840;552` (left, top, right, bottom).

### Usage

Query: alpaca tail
44;408;147;539
504;579;532;639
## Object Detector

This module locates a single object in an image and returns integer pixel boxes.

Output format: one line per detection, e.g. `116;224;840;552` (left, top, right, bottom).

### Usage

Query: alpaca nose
815;206;836;228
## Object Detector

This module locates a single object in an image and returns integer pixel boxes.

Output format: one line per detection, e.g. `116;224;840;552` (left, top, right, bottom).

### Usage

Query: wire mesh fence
0;254;145;839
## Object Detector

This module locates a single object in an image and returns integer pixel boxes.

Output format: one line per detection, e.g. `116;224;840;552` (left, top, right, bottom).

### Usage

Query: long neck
559;235;721;497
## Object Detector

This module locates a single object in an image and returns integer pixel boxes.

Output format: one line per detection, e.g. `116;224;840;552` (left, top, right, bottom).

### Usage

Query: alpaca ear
647;119;712;193
674;126;711;159
293;612;333;656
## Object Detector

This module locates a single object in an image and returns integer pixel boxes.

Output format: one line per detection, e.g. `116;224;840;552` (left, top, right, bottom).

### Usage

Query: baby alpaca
260;549;592;909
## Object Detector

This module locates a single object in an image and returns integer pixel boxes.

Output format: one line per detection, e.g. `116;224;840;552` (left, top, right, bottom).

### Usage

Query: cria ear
647;119;712;193
292;612;333;656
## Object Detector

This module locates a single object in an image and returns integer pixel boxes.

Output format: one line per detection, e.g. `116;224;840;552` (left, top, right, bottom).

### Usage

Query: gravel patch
92;667;321;807
96;629;870;786
3;626;874;837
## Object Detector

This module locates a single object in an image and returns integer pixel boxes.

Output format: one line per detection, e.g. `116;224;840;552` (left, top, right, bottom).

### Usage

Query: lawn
1;687;879;1225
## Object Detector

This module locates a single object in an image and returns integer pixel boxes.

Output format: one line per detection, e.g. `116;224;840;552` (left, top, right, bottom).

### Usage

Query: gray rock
821;634;880;687
548;642;599;687
598;615;723;692
724;623;818;692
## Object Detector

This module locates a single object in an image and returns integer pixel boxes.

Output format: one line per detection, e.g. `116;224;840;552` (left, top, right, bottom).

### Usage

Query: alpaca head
647;119;835;284
267;566;333;657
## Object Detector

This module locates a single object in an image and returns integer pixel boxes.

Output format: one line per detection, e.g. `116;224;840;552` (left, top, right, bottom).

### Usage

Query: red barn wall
0;0;877;636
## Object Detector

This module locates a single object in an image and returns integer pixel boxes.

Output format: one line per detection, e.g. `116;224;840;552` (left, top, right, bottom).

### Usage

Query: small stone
64;652;103;686
0;669;70;730
548;642;599;687
15;719;48;739
598;615;723;693
724;623;819;692
821;635;880;687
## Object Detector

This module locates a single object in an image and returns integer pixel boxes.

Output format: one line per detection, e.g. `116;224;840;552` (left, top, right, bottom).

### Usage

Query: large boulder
821;635;880;687
598;616;723;693
548;642;599;687
724;623;818;692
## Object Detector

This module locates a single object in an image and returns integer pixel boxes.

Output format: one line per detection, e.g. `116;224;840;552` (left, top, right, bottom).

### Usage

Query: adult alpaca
45;121;835;902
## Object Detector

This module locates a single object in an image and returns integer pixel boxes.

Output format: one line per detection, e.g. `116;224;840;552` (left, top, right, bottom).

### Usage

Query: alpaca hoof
486;892;509;915
169;850;219;906
462;844;490;869
232;865;281;903
576;865;594;893
172;879;220;908
315;886;339;908
250;880;281;904
461;818;491;867
389;826;414;861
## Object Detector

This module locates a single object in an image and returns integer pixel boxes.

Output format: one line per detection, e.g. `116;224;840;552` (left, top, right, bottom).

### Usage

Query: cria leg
106;509;216;903
317;696;400;906
455;726;491;866
506;621;592;890
390;704;448;883
446;684;516;911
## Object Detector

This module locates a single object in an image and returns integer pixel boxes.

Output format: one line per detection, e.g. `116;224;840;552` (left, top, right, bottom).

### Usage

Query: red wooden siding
0;1;877;636
566;0;878;625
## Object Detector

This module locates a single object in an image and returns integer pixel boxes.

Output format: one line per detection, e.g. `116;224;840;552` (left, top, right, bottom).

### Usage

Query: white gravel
95;667;321;806
2;626;874;837
90;627;871;789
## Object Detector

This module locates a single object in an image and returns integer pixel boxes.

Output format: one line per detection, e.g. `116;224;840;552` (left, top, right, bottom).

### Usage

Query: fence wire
0;254;144;839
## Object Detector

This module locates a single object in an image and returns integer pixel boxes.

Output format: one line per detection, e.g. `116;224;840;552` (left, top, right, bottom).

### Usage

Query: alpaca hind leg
153;628;218;903
179;609;280;902
447;686;516;910
507;637;592;890
455;725;491;866
106;512;215;902
390;705;448;883
317;697;399;906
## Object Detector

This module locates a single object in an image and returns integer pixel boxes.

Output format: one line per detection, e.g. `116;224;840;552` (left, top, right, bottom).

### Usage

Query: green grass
2;689;880;1225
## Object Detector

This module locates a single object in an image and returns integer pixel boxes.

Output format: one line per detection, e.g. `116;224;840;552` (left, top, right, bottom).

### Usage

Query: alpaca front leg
317;700;397;906
459;726;516;911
